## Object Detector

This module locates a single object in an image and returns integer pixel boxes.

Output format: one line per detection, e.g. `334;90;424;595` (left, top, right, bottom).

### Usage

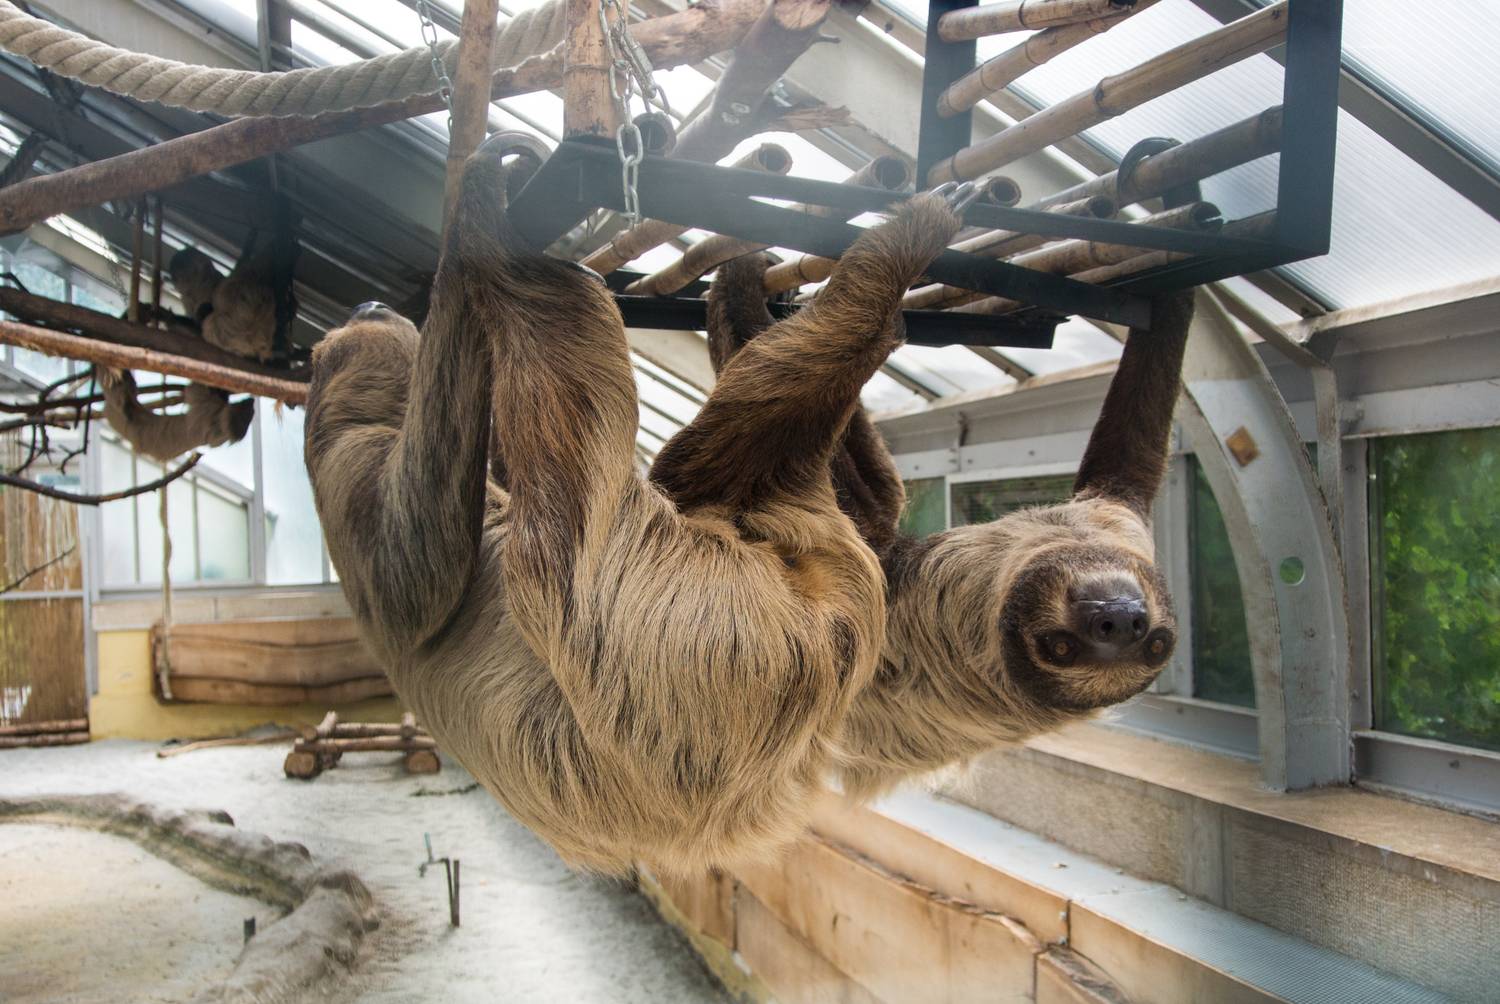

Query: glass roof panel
1001;317;1122;376
1341;0;1500;177
862;371;926;413
891;345;1015;395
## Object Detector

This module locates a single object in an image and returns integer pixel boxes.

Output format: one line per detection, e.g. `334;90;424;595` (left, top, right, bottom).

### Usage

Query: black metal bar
614;292;1058;348
917;0;979;184
1274;0;1342;254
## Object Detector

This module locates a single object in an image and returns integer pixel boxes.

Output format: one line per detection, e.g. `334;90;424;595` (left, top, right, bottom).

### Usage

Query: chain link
415;0;455;132
596;0;671;226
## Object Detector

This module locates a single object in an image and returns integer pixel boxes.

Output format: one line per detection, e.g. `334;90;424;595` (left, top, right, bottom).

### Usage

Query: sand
0;741;728;1003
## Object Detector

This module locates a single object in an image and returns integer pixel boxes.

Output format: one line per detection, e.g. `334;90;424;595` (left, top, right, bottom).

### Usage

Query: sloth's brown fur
100;370;254;462
169;242;277;362
670;256;1194;798
304;149;963;874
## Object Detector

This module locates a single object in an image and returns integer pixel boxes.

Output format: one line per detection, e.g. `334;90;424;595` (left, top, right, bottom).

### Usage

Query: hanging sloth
100;369;254;463
671;254;1193;798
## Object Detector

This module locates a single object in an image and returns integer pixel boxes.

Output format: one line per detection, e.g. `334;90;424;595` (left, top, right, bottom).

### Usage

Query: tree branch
0;452;201;506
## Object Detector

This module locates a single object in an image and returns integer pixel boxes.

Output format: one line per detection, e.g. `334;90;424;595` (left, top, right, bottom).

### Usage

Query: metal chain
597;0;671;226
415;0;455;132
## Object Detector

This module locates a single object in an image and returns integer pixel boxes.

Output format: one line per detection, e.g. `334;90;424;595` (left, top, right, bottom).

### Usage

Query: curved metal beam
1178;288;1349;790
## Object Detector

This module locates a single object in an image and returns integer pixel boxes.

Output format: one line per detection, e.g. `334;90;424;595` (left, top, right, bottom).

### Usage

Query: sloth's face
997;540;1177;713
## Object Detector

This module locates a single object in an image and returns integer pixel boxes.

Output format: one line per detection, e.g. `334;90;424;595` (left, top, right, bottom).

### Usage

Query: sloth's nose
1081;598;1150;647
350;301;395;322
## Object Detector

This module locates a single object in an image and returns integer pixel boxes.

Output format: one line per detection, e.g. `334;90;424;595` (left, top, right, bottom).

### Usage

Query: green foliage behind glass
1372;427;1500;751
949;475;1074;527
900;478;947;537
1189;459;1256;707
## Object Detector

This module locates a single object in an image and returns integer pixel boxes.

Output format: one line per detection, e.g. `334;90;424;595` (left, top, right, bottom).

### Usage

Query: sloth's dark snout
1083;598;1150;646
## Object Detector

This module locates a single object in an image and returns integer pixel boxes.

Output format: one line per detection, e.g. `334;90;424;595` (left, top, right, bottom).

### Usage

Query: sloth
660;254;1194;798
99;369;254;463
169;228;290;362
304;138;968;874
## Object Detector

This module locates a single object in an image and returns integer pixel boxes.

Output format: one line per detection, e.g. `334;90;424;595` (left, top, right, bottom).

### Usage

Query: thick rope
0;0;566;118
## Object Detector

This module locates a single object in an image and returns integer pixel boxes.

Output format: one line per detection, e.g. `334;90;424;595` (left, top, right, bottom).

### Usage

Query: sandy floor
0;741;728;1004
0;823;282;1004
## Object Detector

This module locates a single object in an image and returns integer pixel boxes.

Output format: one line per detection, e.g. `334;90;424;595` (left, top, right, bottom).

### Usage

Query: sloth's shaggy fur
100;370;254;462
304;149;963;874
169;240;278;362
668;256;1194;798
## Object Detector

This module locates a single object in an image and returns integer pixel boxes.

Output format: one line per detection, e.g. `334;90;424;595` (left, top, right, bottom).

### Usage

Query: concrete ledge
0;792;379;1004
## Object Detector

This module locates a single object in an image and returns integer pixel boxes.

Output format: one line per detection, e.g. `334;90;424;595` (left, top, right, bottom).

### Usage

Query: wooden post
937;0;1159;118
0;320;306;403
564;0;619;139
127;199;146;323
444;0;502;233
938;0;1138;42
0;1;767;237
928;2;1288;184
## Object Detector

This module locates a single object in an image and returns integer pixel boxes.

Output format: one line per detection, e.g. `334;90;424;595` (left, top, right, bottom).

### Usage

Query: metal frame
916;0;1344;299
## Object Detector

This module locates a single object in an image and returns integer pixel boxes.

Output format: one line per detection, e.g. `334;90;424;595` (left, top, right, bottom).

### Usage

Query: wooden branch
0;718;88;736
0;0;768;236
581;143;792;275
938;0;1138;42
0;453;201;506
928;2;1287;184
564;0;617;139
444;0;502;232
938;0;1160;118
156;730;298;757
300;735;438;753
949;210;1277;316
0;287;304;385
0;319;306;403
1037;105;1283;210
626;154;911;296
670;0;835;164
904;202;1219;311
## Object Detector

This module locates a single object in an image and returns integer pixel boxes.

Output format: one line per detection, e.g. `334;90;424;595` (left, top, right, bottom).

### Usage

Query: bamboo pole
563;0;618;139
928;1;1288;184
1036;105;1283;210
0;0;767;236
625;155;912;296
443;0;502;233
0;717;88;736
938;0;1138;43
0;320;306;403
949;210;1277;316
581;143;793;275
904;201;1219;310
938;0;1160;118
976;175;1022;208
761;193;1114;295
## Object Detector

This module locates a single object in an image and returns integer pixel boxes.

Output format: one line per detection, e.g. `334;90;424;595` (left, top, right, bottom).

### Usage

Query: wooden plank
152;617;382;687
160;675;392;707
736;889;884;1004
811;791;1071;944
737;834;1042;1004
1069;903;1283;1004
654;869;736;947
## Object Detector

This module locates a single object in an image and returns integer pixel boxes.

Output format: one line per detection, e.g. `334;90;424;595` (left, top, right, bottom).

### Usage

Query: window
1188;459;1255;708
900;478;945;537
1370;427;1500;752
950;475;1073;527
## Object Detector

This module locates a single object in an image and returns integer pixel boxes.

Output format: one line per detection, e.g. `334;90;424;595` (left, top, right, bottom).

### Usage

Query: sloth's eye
1039;633;1079;666
1144;629;1175;665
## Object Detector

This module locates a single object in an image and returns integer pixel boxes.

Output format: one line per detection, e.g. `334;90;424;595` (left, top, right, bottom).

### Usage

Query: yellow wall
90;629;402;741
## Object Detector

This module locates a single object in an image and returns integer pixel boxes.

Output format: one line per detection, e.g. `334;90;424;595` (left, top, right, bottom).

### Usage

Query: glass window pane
950;474;1072;527
900;477;946;537
261;406;326;585
1372;427;1500;751
197;488;251;581
98;440;138;587
1188;459;1255;708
